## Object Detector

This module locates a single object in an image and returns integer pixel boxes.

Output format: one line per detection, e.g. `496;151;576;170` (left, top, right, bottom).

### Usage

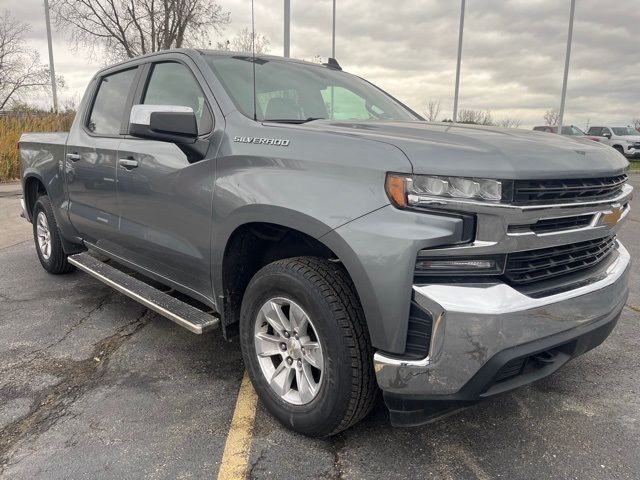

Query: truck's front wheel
239;257;376;437
32;195;74;274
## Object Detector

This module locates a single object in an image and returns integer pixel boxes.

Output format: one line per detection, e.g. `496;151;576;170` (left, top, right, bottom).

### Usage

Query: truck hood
305;120;628;179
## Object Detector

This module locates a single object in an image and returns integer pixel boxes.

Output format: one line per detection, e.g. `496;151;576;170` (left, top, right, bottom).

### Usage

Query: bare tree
425;98;441;122
216;39;231;50
497;117;522;128
0;12;61;110
52;0;230;62
632;118;640;130
458;108;494;125
292;55;323;63
230;27;270;54
544;109;560;126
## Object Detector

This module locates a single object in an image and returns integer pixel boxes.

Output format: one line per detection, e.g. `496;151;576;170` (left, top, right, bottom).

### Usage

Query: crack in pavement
24;290;118;360
625;304;640;314
247;447;267;479
0;308;151;473
325;434;346;480
0;289;119;377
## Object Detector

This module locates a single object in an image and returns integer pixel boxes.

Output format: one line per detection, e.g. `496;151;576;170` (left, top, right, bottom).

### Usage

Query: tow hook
531;350;557;365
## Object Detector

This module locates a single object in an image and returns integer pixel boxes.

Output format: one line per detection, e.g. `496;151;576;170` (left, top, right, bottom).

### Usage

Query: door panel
66;135;120;246
113;60;217;299
115;139;215;297
67;67;138;248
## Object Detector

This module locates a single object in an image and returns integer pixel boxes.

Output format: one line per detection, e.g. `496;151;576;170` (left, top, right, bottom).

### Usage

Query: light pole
284;0;290;57
557;0;576;135
452;0;465;123
44;0;58;112
331;0;336;58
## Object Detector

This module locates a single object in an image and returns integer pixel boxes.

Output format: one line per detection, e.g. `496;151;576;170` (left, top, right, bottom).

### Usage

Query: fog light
415;256;505;276
416;259;496;271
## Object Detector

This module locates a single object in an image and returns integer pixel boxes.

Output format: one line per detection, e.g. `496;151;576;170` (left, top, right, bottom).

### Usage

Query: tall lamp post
44;0;58;112
452;0;465;123
331;0;336;58
284;0;290;57
557;0;576;135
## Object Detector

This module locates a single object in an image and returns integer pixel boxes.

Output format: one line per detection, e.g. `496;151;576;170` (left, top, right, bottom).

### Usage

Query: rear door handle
66;153;81;162
118;158;139;169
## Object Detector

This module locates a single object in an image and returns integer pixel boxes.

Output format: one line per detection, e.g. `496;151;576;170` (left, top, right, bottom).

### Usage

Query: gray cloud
5;0;639;128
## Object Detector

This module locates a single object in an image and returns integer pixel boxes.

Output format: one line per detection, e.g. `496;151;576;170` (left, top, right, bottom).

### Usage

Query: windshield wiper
262;117;325;124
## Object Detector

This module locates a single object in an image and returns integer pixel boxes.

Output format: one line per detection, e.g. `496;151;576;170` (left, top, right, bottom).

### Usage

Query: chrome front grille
504;235;617;285
513;174;627;205
508;214;595;235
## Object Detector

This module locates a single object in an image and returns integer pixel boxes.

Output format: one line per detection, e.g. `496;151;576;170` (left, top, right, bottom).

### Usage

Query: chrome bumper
626;148;640;158
374;241;630;397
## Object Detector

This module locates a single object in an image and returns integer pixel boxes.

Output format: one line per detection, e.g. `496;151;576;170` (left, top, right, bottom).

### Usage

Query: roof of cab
92;48;338;78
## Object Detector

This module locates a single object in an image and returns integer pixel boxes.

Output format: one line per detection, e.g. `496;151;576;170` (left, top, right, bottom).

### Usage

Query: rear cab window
87;68;138;135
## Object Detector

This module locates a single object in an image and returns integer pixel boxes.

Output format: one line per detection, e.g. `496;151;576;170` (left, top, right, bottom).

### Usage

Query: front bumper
626;146;640;158
374;241;630;414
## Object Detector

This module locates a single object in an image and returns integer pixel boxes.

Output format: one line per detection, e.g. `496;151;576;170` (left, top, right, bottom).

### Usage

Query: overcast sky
7;0;640;129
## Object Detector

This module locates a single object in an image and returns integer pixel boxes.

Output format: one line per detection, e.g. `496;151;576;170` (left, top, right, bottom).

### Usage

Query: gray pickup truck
19;49;632;437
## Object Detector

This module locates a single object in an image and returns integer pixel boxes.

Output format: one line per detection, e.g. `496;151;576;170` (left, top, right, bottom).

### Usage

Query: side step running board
68;253;219;334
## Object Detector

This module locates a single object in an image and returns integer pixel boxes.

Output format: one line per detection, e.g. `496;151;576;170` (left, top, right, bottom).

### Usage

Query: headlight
385;173;505;208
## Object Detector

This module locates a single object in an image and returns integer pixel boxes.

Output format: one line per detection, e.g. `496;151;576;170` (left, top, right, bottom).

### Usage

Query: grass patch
0;113;75;182
628;161;640;172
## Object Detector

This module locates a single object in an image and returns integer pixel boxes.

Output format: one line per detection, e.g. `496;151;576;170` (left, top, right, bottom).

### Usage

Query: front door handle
66;153;81;162
118;158;139;169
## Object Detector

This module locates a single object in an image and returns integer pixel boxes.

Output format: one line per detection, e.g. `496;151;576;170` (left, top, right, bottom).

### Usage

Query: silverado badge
234;136;290;146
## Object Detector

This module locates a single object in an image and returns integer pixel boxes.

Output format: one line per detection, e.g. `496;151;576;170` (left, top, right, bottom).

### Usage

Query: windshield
205;55;419;122
612;127;639;136
562;126;584;135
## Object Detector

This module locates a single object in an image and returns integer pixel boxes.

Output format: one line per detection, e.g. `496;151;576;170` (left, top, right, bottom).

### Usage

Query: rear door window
87;68;137;135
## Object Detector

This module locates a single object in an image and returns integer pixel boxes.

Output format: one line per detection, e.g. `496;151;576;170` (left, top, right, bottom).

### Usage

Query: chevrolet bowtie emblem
601;205;623;227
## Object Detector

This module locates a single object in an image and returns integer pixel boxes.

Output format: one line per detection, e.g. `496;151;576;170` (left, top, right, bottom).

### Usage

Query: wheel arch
212;206;376;343
23;174;48;222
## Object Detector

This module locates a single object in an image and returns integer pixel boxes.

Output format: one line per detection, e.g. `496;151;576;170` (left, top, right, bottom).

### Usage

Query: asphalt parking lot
1;176;639;480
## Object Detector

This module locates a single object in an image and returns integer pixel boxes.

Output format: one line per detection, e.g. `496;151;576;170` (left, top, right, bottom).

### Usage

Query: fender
211;204;346;306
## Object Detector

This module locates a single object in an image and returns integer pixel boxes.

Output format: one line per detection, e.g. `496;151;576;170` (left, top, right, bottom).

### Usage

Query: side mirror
602;131;612;139
129;104;198;144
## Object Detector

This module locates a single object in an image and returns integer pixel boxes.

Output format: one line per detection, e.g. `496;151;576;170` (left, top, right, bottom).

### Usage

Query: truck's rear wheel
32;195;74;274
239;257;376;437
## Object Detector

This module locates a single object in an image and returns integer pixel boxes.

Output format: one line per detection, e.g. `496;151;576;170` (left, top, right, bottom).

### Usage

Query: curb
0;181;21;197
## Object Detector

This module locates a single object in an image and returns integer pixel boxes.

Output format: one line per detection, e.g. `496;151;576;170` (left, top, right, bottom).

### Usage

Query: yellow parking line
453;445;490;480
217;371;258;480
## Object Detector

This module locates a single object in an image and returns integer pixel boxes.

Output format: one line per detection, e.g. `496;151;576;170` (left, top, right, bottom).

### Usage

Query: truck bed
19;132;68;170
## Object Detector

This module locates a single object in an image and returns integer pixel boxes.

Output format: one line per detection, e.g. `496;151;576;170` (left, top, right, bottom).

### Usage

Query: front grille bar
513;174;627;205
504;235;617;285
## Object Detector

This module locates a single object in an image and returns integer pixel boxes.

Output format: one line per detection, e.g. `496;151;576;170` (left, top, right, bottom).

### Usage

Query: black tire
613;145;625;155
239;257;377;437
32;195;75;274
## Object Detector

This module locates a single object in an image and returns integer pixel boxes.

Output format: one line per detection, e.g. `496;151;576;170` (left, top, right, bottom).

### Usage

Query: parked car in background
586;125;640;159
533;125;602;142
